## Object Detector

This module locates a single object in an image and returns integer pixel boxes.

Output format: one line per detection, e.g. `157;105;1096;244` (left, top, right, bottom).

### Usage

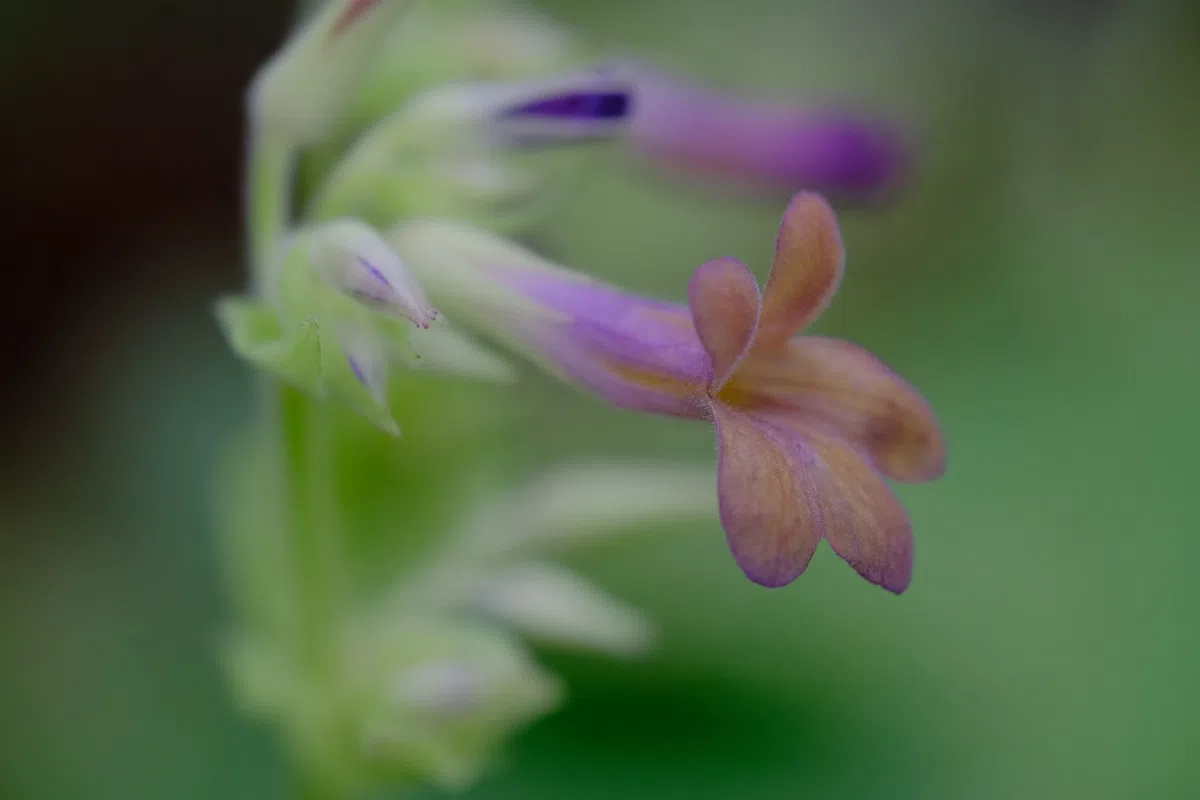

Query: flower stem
279;384;346;673
247;127;348;798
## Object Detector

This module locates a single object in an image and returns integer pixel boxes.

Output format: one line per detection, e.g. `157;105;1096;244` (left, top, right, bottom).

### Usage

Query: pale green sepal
216;296;325;396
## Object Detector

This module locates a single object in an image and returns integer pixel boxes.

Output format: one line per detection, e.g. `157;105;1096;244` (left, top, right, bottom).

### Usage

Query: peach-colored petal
711;403;825;588
755;193;844;348
687;258;761;389
803;427;914;593
723;336;945;483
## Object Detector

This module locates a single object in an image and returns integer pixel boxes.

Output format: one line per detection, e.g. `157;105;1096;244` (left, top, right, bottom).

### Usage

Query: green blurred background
3;0;1199;797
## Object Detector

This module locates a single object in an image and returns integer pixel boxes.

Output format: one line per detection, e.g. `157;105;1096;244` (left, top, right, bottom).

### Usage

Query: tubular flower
393;193;945;592
627;67;909;203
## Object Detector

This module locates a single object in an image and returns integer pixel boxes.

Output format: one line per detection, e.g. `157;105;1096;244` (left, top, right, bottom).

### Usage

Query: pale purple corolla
392;193;945;592
626;68;909;203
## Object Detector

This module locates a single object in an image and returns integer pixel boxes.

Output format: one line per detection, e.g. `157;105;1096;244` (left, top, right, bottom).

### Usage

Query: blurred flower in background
625;64;910;202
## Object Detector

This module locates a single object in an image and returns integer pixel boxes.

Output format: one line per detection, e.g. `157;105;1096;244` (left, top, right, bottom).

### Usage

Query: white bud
390;660;484;718
474;563;654;657
309;219;437;327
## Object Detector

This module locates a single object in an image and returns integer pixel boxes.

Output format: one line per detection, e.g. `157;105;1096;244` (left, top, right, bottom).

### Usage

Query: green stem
279;385;345;674
247;127;348;798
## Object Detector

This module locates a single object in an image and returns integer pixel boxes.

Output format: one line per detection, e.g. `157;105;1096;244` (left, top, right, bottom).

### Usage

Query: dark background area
2;0;292;464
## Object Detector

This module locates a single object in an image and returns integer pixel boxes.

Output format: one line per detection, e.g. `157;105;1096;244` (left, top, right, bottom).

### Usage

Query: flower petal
725;336;946;483
755;193;844;348
711;403;825;588
391;219;708;418
626;66;910;201
803;428;914;594
687;258;761;388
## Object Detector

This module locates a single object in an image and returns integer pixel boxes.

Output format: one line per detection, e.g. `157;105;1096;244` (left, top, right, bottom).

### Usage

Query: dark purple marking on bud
503;91;630;122
357;255;391;288
347;353;368;385
348;254;393;306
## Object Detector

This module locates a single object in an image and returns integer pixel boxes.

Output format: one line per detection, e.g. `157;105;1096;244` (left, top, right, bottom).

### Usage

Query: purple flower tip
503;91;631;122
347;353;368;385
776;115;910;201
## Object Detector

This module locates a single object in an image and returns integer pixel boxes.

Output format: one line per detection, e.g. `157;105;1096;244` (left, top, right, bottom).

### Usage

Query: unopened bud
474;563;654;657
308;219;437;327
250;0;412;144
347;620;561;790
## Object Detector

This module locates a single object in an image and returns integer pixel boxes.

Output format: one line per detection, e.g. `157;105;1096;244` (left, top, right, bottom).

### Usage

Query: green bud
305;219;438;327
250;0;413;145
345;618;562;791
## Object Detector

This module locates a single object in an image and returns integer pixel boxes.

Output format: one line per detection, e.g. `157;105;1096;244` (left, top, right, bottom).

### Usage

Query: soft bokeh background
4;0;1199;797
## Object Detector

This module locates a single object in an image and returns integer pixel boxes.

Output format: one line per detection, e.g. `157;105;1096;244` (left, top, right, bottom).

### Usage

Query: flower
626;67;909;203
391;193;945;592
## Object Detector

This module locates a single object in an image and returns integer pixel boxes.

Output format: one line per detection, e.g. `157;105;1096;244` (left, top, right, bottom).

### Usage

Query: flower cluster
391;193;944;593
216;0;942;796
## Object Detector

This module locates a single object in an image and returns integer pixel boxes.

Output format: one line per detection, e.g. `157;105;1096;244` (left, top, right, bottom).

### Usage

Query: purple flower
397;194;944;592
627;69;909;203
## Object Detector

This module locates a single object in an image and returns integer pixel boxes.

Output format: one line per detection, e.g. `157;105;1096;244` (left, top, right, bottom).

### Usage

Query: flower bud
250;0;412;145
307;219;438;327
472;563;654;657
344;3;578;135
219;220;525;433
347;619;561;790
